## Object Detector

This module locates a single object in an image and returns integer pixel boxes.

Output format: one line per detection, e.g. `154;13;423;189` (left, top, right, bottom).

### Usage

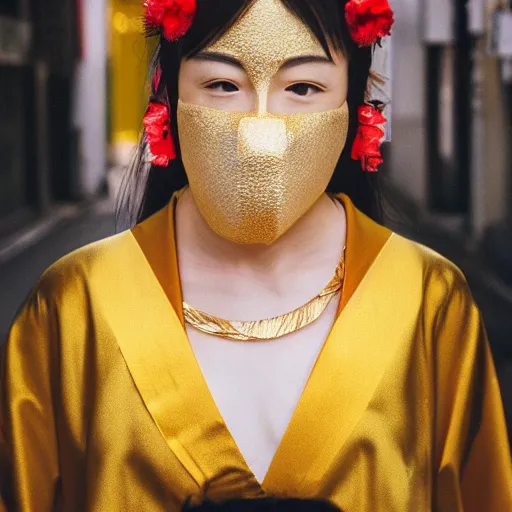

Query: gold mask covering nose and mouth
177;0;349;245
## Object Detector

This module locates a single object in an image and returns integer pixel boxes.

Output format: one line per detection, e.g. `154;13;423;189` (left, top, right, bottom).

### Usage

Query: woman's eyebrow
279;55;334;70
192;52;334;71
193;51;245;70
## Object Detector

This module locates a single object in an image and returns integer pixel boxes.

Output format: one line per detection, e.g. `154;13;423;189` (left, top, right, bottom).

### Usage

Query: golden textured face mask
178;0;349;244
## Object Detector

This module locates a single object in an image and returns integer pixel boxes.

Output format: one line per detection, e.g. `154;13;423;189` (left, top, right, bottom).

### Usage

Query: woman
1;0;511;510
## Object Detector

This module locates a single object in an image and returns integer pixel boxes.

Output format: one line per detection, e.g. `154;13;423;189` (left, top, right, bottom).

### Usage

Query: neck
175;187;346;283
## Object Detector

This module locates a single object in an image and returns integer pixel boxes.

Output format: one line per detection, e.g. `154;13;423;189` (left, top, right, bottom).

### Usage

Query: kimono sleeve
0;290;60;511
434;274;512;511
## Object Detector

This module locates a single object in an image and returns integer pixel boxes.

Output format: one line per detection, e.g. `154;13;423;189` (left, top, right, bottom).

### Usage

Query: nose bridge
256;88;268;115
243;62;276;116
252;76;271;115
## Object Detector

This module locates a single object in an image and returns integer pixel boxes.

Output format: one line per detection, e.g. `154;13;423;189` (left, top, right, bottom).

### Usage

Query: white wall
388;0;427;206
389;0;425;118
74;0;108;198
474;0;510;234
387;0;509;232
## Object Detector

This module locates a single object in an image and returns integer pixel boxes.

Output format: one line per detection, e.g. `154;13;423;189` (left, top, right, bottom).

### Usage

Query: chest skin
186;297;340;483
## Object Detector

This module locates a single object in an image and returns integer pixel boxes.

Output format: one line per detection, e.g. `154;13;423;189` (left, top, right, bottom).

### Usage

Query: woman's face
176;0;350;245
179;1;348;115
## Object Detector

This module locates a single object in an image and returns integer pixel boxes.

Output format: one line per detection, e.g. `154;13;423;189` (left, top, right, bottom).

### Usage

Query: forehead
206;0;326;76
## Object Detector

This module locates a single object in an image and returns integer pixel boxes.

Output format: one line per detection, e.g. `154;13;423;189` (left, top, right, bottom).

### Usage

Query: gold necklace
183;254;345;342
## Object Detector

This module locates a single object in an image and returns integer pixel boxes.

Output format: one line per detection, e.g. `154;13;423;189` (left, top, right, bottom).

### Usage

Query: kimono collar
131;189;392;323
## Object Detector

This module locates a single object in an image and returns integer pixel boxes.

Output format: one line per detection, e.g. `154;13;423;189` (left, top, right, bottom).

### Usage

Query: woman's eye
286;83;323;97
206;81;239;93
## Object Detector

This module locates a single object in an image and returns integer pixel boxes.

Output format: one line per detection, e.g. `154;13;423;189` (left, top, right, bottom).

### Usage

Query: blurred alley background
0;0;511;438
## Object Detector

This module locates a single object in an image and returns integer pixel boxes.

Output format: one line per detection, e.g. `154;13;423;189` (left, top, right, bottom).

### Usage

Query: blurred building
107;0;153;196
0;0;108;238
388;0;511;282
0;2;29;227
109;0;151;162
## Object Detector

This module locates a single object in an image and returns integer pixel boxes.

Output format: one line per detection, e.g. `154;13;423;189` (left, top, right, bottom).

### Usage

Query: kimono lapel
262;201;416;495
336;194;391;315
107;199;264;500
131;192;185;326
263;233;424;494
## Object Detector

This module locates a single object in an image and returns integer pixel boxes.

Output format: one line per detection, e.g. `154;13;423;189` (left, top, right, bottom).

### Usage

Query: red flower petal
345;0;394;47
351;105;387;172
144;0;196;41
162;8;193;41
143;102;176;167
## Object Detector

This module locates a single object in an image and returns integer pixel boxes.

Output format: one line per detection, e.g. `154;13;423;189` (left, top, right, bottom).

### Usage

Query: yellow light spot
113;12;129;34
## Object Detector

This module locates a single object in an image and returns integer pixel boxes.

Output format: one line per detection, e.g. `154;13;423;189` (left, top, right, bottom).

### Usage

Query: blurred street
0;199;115;342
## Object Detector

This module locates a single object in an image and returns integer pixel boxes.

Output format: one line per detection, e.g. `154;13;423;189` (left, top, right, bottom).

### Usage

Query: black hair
182;497;341;511
116;0;381;229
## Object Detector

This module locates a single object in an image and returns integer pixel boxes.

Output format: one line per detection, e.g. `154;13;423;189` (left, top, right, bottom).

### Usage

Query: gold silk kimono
1;193;511;511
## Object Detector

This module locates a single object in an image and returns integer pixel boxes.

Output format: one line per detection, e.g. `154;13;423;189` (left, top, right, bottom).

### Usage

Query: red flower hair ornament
345;0;394;47
143;1;195;165
144;0;196;41
351;105;387;173
143;102;176;167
